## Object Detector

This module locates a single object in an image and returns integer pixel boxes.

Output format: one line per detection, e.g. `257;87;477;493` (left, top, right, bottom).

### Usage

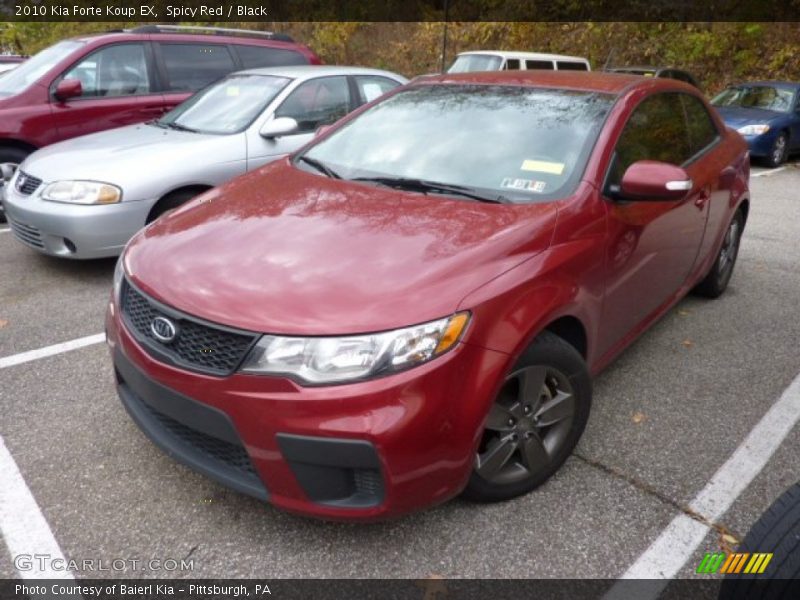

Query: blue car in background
711;81;800;167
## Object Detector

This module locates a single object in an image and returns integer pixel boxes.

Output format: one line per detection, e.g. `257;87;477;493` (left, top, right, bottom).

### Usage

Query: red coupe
106;71;749;520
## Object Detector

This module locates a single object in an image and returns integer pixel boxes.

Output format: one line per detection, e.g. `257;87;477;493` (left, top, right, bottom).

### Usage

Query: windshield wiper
351;176;508;204
297;155;341;179
164;121;198;133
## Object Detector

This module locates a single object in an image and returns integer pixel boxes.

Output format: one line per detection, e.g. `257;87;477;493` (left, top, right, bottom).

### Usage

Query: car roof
457;50;588;62
416;70;655;95
72;31;302;49
237;65;405;80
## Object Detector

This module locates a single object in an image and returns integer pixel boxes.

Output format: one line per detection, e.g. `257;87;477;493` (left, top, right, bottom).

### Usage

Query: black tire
462;331;592;502
719;483;800;600
764;132;788;168
0;146;30;223
146;190;200;224
693;210;744;299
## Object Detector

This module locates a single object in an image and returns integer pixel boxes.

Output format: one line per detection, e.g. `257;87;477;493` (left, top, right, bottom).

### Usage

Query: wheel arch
543;315;588;360
146;184;214;223
0;138;38;155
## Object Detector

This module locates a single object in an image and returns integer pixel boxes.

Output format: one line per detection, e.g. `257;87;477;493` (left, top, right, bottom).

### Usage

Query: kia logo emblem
150;316;178;343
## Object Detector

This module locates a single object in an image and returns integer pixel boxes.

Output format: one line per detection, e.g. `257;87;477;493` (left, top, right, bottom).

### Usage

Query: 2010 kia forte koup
106;71;750;520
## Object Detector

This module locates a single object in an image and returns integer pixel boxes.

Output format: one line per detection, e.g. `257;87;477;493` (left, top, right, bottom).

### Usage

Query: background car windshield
0;40;83;96
448;55;503;73
712;86;794;112
302;85;613;202
158;74;290;134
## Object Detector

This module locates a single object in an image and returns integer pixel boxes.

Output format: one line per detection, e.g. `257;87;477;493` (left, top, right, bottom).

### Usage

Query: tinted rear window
161;43;236;92
235;45;308;69
557;61;588;71
526;60;554;70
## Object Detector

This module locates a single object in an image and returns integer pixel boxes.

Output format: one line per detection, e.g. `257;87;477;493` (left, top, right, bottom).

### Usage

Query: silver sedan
2;65;406;258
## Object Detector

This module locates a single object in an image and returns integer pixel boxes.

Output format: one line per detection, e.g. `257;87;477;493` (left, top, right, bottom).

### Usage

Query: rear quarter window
526;60;554;70
160;43;236;92
557;61;589;71
681;94;719;156
235;45;308;69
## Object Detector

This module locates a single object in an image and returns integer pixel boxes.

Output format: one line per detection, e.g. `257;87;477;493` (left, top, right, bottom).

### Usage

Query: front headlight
112;255;125;303
737;124;770;136
41;180;122;204
240;312;470;384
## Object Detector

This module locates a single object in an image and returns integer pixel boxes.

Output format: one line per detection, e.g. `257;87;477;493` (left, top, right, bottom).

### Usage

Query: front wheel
463;331;592;502
693;210;744;298
765;132;788;168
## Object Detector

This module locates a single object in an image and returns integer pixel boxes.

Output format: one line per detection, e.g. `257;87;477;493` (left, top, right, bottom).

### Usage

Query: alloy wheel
718;217;740;284
475;365;576;485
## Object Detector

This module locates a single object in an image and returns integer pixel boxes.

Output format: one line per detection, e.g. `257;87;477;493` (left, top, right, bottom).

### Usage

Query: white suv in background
448;51;591;73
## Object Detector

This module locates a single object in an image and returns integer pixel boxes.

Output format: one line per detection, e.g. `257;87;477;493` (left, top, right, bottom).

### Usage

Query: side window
235;45;308;69
160;44;235;92
62;44;151;98
681;94;719;156
504;59;521;70
526;60;554;70
354;76;400;104
609;93;692;186
274;76;350;134
557;61;589;71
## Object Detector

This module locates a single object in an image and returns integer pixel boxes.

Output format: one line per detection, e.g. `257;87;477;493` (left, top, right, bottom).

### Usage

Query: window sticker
501;177;547;193
226;86;240;97
520;159;565;175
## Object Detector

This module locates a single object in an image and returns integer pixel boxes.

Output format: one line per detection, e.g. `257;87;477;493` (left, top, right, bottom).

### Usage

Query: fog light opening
63;238;76;253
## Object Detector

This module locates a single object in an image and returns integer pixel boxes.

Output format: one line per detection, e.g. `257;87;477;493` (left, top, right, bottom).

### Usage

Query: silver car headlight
240;312;470;384
41;180;122;204
737;124;770;136
112;254;125;304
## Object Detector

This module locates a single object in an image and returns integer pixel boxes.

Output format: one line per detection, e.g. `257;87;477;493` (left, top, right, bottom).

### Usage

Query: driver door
598;92;710;356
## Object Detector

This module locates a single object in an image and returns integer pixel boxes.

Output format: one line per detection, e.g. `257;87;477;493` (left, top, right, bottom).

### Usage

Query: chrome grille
8;217;44;249
14;171;42;196
121;279;258;376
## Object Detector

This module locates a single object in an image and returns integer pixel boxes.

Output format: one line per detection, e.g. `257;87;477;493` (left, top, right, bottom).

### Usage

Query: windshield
712;86;795;113
448;54;503;73
0;40;83;96
300;85;613;203
157;74;290;135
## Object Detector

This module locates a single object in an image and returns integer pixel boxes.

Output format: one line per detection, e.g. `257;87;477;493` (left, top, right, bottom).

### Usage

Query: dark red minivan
0;25;320;191
107;71;750;520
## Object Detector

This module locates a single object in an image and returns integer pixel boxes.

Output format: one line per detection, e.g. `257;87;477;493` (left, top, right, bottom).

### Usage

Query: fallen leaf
678;309;691;316
632;411;647;424
0;319;7;329
682;339;694;348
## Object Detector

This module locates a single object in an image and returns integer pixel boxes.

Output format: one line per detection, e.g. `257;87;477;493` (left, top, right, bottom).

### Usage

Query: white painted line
752;166;788;178
0;333;105;370
0;227;9;233
607;370;800;593
0;436;75;579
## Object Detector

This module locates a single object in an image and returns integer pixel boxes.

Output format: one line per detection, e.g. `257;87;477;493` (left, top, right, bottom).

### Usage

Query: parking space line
607;370;800;591
0;436;75;579
0;227;9;233
0;333;105;370
752;166;788;178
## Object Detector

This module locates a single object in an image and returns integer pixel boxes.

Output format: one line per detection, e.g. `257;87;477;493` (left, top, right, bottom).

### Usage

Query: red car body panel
0;32;320;151
107;72;749;520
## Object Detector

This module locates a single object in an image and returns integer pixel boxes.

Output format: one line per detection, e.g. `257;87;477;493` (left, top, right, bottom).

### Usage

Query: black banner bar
1;0;799;22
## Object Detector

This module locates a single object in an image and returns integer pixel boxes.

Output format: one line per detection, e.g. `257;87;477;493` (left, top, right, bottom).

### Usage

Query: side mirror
618;160;692;201
54;78;82;102
259;117;298;139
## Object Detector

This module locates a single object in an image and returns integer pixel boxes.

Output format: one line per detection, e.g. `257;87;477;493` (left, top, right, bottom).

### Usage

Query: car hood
714;106;784;129
21;123;234;185
124;160;560;335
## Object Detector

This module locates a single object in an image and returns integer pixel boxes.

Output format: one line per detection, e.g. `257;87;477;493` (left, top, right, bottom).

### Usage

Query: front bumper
2;184;154;259
740;132;777;159
106;300;509;521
